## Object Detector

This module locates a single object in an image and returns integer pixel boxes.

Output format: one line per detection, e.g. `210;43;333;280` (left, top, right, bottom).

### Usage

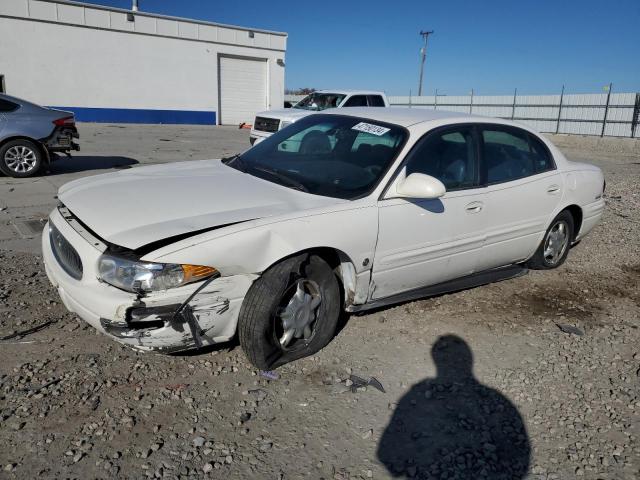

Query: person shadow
377;335;530;479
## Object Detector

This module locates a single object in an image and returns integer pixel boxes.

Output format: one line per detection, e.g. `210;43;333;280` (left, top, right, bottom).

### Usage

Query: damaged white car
43;108;605;369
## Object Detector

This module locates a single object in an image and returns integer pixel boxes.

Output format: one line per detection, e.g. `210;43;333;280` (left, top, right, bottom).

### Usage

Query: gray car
0;93;79;177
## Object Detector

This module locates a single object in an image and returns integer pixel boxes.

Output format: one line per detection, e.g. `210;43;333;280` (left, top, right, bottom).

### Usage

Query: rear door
218;56;267;125
477;125;562;271
372;125;487;299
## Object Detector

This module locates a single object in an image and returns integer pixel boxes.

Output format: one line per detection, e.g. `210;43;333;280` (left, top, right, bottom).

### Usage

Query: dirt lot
0;125;639;480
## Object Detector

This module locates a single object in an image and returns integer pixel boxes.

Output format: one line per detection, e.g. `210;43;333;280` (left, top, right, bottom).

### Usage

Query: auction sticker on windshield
352;122;390;136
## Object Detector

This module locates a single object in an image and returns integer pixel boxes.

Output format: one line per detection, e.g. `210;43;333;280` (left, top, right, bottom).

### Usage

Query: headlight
97;254;217;293
279;120;293;130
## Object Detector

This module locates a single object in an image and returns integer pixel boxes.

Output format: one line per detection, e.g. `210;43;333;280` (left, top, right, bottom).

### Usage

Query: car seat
299;130;332;154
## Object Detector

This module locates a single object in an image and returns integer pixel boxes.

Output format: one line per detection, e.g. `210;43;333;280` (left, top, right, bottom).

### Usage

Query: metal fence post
555;85;564;134
409;89;412;108
511;88;517;120
631;93;640;138
469;89;474;114
601;83;612;137
434;88;438;110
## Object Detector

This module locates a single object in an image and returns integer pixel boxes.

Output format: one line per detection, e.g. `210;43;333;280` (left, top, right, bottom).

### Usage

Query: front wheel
238;253;341;370
526;210;574;270
0;139;44;177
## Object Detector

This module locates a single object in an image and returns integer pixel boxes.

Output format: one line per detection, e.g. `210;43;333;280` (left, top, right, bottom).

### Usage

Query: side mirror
396;173;446;199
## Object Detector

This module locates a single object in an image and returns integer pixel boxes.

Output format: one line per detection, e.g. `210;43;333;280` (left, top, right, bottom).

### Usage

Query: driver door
371;125;487;300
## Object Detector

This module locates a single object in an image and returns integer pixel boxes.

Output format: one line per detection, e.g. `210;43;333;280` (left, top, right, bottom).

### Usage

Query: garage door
219;56;267;125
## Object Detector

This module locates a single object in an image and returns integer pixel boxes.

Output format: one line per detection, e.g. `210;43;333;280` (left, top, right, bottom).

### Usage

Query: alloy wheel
4;145;38;174
543;220;570;266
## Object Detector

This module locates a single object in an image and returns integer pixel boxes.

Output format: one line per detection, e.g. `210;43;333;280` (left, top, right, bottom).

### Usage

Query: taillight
53;116;75;127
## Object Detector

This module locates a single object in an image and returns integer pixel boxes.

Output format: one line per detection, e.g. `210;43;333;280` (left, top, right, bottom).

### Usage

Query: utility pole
417;30;434;97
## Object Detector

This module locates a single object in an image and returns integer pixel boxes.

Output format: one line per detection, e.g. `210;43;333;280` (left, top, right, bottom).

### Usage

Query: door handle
465;201;483;213
547;184;561;194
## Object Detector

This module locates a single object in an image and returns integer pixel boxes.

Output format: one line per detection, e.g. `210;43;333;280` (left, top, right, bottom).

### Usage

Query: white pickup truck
249;90;389;145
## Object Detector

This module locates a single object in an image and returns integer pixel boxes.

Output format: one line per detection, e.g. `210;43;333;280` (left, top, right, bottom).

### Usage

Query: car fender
142;205;379;304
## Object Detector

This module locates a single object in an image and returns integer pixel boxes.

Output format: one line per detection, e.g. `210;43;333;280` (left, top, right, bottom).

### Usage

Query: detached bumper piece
43;126;80;154
99;273;221;350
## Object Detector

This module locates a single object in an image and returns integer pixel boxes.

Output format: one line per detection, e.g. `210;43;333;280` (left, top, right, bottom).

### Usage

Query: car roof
323;106;519;128
316;90;386;96
0;93;43;110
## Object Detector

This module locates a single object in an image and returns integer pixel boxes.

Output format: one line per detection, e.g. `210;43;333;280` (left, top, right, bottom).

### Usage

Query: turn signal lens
182;264;218;283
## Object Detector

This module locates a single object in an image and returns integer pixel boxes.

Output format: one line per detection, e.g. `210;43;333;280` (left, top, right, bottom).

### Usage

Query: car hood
256;108;314;121
58;159;342;250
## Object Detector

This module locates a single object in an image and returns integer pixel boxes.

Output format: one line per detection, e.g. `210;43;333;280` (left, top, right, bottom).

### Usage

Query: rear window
367;95;386;107
0;99;18;112
343;95;368;107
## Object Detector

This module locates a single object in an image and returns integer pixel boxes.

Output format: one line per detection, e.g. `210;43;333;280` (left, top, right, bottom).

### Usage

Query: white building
0;0;287;125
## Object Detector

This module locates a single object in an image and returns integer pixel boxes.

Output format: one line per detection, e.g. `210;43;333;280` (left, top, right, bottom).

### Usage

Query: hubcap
276;279;322;349
543;220;569;265
4;146;37;173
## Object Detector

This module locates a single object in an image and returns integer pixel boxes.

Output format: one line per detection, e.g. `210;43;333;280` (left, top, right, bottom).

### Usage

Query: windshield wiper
221;154;247;172
251;166;309;193
221;154;238;163
224;156;309;193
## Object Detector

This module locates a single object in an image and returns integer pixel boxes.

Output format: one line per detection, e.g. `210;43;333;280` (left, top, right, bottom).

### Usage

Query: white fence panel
562;93;607;106
282;91;637;137
605;123;633;137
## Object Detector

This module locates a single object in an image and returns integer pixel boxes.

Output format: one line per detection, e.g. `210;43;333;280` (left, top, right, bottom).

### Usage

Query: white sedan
43;108;605;369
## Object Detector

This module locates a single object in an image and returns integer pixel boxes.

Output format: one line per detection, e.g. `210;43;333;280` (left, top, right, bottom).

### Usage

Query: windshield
293;93;347;111
226;114;407;200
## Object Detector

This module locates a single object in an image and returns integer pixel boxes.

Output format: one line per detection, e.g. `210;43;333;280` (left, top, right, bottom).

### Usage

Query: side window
0;99;18;113
343;95;367;107
405;127;478;190
367;95;385;107
528;134;555;173
482;128;550;183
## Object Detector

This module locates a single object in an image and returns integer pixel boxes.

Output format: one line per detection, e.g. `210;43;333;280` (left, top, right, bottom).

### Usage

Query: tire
238;253;341;370
526;210;574;270
0;139;44;178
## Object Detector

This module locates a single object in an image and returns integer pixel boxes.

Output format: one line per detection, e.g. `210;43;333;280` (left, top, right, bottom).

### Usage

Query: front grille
254;116;280;132
50;223;83;280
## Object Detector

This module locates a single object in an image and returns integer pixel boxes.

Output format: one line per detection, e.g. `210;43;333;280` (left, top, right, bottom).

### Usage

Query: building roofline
40;0;288;37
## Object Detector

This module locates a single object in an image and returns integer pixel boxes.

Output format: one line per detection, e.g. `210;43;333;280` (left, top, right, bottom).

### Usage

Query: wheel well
308;247;343;271
563;205;583;239
265;247;356;309
0;136;49;163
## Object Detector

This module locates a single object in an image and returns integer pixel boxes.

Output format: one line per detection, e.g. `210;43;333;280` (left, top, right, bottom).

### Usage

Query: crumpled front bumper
42;208;257;353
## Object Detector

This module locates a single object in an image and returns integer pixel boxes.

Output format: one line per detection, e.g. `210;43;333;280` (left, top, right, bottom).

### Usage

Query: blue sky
80;0;639;95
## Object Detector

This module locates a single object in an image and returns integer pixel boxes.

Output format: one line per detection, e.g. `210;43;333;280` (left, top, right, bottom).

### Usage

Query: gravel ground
0;135;639;479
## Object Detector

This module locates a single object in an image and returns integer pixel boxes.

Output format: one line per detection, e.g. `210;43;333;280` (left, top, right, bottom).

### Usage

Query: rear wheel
0;139;43;177
526;210;574;270
238;253;341;370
